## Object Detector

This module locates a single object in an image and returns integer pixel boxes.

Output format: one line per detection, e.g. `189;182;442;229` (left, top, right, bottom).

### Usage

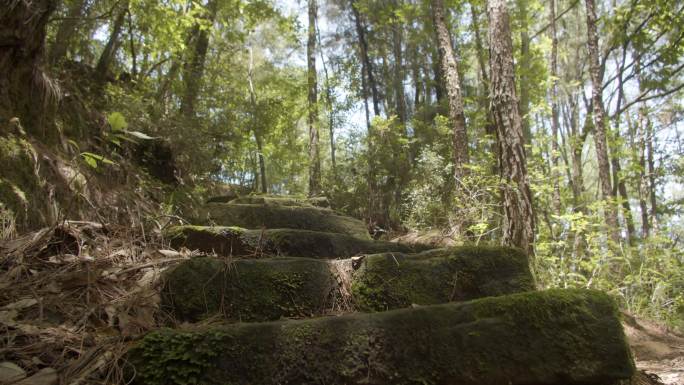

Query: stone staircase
127;195;636;385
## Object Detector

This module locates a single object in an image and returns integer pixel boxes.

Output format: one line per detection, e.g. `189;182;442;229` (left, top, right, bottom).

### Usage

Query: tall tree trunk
516;0;531;144
432;0;469;179
247;47;267;194
0;0;58;139
487;0;535;256
612;46;636;244
96;3;128;82
584;0;620;245
471;3;498;173
351;0;381;116
549;0;562;215
391;2;406;124
307;0;321;197
49;0;88;65
646;110;657;232
317;25;336;178
180;0;217;118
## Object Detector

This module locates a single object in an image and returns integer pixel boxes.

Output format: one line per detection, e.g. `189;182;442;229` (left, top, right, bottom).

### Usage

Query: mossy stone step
165;225;424;258
129;289;634;385
196;203;370;239
352;246;535;311
207;194;330;208
228;195;330;208
161;247;534;322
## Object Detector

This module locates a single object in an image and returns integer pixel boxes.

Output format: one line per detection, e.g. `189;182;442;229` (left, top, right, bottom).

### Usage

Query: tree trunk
391;3;406;124
612;47;636;244
317;27;336;178
180;0;217;118
307;0;321;197
516;0;531;144
0;0;58;139
247;47;267;194
487;0;535;257
49;0;88;65
351;0;380;116
96;3;128;82
432;0;469;179
584;0;620;245
549;0;562;215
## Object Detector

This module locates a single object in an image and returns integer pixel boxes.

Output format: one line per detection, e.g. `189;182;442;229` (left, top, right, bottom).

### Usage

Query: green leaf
81;152;117;169
125;130;155;140
107;112;128;132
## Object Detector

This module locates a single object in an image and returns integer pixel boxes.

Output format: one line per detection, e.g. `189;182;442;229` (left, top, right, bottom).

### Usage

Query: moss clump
196;203;370;239
351;246;535;311
129;289;635;385
0;134;49;230
165;225;427;258
161;257;338;322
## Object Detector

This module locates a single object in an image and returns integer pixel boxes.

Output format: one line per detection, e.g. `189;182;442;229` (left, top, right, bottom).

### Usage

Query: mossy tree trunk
0;0;57;139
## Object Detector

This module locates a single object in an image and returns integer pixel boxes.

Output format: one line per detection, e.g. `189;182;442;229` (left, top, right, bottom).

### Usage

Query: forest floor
0;222;682;384
624;313;684;385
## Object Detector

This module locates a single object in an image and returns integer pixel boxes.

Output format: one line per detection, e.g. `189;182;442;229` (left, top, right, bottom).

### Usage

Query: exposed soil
623;312;684;385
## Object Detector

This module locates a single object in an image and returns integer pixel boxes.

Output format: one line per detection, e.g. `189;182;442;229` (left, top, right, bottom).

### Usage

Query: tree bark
49;0;88;65
432;0;469;179
307;0;321;197
247;47;267;194
612;46;636;244
95;3;128;82
316;26;336;178
0;0;58;139
549;0;562;215
516;0;532;144
584;0;620;245
180;0;217;118
351;0;380;116
391;1;406;124
487;0;535;257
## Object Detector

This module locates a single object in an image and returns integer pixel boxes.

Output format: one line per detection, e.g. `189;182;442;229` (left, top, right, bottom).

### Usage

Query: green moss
162;247;534;322
165;225;427;258
129;289;635;385
195;203;370;239
351;246;535;311
161;257;337;322
0;135;47;229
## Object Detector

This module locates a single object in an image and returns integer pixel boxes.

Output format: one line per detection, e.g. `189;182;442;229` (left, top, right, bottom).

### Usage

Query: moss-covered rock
161;257;338;322
130;289;635;385
352;246;535;311
165;225;425;258
161;247;533;322
196;203;370;239
229;195;331;208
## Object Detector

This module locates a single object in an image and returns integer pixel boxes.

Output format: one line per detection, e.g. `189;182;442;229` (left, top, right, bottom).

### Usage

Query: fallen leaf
3;298;38;310
0;310;18;326
0;361;26;383
15;367;58;385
